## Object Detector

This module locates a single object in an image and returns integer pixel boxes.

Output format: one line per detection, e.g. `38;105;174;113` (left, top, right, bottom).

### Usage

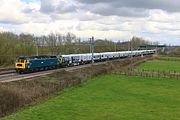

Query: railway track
0;62;105;83
0;70;15;75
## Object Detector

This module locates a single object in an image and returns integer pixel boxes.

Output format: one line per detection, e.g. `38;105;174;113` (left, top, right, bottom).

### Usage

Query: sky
0;0;180;45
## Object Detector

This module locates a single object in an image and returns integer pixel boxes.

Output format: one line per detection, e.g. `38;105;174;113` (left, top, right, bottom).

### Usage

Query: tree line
0;32;152;66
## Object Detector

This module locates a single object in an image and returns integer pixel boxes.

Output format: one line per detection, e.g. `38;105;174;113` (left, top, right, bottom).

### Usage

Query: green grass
138;60;180;72
2;75;180;120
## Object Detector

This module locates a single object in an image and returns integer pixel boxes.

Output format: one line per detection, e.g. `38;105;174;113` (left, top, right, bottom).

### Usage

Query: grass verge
2;74;180;120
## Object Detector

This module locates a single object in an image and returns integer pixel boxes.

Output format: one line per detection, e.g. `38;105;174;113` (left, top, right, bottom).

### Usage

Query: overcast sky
0;0;180;45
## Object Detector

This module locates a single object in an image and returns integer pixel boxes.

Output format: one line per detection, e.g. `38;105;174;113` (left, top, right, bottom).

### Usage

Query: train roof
58;50;157;58
18;55;57;59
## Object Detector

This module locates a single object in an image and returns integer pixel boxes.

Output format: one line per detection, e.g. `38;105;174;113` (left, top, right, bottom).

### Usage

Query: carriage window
63;57;69;62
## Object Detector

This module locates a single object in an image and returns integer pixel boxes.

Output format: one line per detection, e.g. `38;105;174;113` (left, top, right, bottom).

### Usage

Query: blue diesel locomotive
15;56;59;73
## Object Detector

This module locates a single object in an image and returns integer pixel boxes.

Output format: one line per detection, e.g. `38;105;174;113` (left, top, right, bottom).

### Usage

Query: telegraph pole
114;42;117;52
90;36;94;79
130;41;133;70
35;37;39;56
91;36;94;64
89;38;92;53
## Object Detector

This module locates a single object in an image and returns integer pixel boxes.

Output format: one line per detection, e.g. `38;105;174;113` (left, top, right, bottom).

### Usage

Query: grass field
138;60;180;72
2;75;180;120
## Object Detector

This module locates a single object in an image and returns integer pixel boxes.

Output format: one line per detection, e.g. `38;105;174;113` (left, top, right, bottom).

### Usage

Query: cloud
76;0;180;12
75;0;180;19
0;0;28;24
83;3;148;17
148;10;180;23
0;0;179;45
23;1;40;13
0;0;42;24
40;0;55;13
0;26;9;32
40;0;77;14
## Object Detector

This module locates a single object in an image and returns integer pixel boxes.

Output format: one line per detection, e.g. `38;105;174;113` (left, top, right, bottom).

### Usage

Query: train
15;50;156;74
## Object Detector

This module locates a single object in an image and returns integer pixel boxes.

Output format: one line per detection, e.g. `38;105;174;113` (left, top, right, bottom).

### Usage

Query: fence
159;57;180;62
112;69;180;80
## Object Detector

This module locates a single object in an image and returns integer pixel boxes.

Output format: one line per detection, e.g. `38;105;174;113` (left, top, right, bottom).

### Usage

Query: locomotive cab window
16;57;26;63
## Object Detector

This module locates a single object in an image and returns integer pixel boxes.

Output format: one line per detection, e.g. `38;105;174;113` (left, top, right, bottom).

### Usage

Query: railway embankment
0;56;153;118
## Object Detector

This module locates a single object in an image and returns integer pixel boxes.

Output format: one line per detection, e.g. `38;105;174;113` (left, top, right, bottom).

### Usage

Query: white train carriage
58;49;156;67
93;53;102;62
105;52;115;60
70;54;81;65
79;53;92;64
58;55;72;67
100;52;108;61
132;50;141;57
112;52;119;59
